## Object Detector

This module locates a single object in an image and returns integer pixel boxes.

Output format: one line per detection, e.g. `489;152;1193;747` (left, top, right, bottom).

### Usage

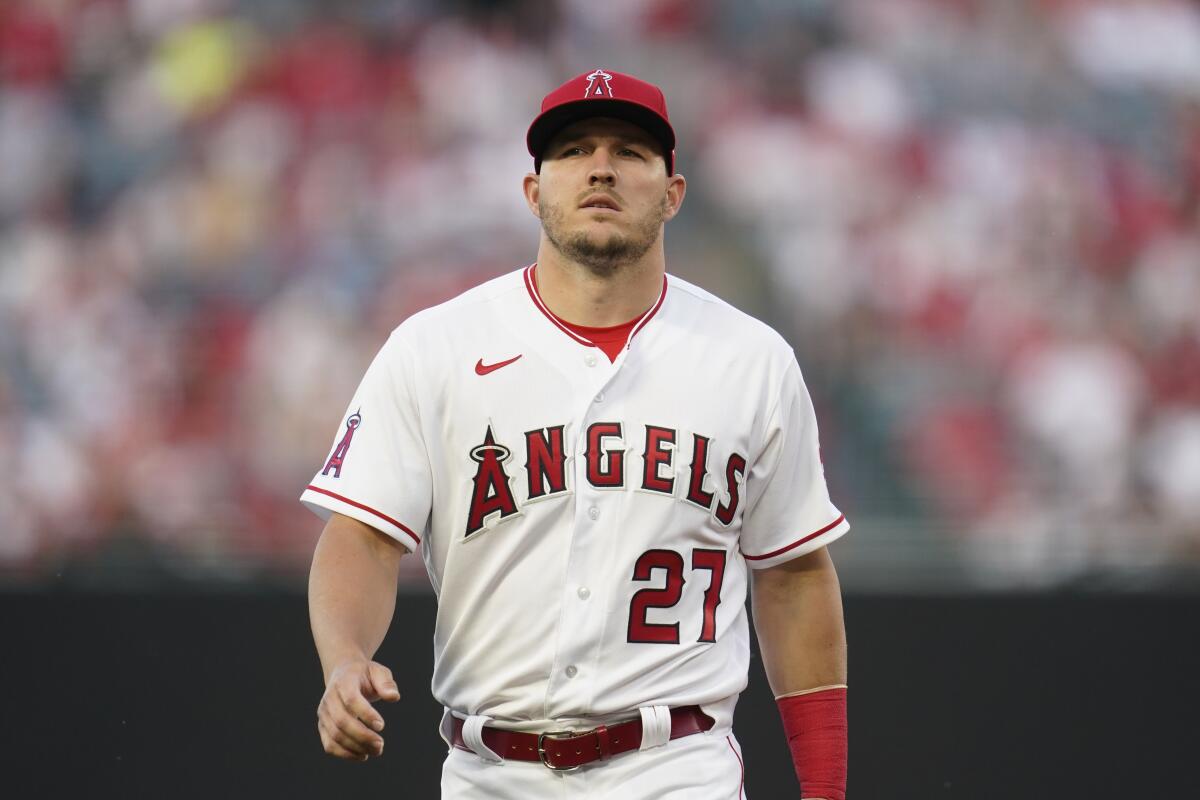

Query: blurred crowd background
1;0;1198;589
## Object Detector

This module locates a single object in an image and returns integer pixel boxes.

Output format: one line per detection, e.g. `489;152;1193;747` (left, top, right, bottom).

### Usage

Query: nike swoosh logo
475;355;523;375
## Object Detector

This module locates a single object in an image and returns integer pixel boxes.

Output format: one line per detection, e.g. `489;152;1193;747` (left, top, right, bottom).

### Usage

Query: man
303;69;849;799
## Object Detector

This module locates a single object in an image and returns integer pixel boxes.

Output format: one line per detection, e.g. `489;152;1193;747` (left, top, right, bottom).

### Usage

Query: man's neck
533;242;666;327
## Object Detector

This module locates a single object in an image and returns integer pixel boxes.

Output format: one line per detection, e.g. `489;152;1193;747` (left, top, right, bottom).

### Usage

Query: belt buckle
537;729;594;772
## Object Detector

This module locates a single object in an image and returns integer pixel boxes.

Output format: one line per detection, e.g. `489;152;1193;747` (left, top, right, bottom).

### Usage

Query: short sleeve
300;331;431;553
738;356;849;568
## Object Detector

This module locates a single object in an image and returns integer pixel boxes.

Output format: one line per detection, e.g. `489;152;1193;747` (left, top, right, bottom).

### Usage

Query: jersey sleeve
299;330;431;553
738;356;849;569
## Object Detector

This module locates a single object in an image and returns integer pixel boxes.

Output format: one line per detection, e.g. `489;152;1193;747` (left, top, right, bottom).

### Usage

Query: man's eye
619;148;644;158
563;146;585;156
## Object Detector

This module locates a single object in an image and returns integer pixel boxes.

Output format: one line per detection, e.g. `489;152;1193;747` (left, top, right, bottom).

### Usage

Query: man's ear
663;173;687;221
522;173;541;218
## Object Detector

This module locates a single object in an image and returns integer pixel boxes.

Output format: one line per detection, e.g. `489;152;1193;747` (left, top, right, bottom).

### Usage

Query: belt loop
594;724;611;761
637;705;672;751
462;714;503;763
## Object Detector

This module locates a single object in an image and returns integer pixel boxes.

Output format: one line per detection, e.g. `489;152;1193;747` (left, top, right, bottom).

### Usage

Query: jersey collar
522;263;668;352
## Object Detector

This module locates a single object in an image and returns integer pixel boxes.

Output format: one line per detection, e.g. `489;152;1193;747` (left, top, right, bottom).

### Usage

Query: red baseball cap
527;69;676;175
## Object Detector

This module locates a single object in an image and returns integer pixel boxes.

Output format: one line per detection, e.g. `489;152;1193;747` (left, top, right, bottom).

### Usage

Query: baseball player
304;69;849;799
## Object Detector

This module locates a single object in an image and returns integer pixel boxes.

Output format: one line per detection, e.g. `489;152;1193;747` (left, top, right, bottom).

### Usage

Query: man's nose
587;150;617;185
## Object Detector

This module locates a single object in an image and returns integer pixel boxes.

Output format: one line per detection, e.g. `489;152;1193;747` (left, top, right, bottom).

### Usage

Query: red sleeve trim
304;485;422;545
742;514;845;562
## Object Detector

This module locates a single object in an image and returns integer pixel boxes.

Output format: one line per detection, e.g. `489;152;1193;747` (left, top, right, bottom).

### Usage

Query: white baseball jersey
301;264;849;735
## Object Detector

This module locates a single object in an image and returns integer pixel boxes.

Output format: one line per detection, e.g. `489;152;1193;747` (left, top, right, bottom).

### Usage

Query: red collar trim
523;264;668;352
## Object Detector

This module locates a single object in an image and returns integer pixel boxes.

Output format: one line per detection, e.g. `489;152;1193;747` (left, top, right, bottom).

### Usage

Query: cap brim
527;99;676;171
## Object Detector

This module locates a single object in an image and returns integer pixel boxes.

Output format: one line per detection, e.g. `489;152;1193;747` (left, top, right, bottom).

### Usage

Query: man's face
529;116;683;276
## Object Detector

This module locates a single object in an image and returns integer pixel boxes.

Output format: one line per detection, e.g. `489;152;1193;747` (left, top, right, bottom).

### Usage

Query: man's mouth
580;195;621;212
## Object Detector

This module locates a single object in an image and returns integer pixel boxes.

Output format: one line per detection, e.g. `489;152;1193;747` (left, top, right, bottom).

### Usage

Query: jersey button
587;506;600;520
565;665;578;678
577;586;590;600
593;392;604;403
585;354;597;367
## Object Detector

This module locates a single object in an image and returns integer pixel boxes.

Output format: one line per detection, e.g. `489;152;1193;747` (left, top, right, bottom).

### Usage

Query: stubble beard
539;196;667;278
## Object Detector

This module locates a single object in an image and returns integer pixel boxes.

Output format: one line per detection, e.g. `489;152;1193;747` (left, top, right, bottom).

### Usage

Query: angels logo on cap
584;69;615;98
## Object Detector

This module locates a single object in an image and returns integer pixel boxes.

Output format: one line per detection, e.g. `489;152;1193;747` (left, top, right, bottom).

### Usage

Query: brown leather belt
450;705;714;771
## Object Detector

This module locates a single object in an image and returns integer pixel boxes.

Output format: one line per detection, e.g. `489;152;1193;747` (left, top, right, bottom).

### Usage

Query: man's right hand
317;659;402;761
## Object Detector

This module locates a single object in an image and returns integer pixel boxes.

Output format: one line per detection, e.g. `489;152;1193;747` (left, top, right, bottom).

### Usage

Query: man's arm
752;545;848;799
751;545;847;692
309;512;408;761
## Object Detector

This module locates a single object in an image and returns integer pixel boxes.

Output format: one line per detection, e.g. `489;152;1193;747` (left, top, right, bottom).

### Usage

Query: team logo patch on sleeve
322;411;361;478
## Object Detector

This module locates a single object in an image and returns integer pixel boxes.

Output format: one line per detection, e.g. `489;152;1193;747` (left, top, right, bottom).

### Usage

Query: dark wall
4;591;1194;799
